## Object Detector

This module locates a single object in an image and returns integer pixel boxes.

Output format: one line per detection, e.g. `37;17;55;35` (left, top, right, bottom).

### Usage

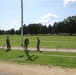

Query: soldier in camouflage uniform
6;36;11;50
37;37;40;51
24;38;29;50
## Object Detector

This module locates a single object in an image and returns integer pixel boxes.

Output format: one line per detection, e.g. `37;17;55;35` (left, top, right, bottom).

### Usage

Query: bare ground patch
0;61;76;75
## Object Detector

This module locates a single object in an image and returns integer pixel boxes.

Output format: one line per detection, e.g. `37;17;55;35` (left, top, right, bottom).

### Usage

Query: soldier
6;36;11;50
37;37;40;51
24;38;29;50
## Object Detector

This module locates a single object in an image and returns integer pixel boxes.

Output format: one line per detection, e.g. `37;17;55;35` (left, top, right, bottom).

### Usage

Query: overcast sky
0;0;76;30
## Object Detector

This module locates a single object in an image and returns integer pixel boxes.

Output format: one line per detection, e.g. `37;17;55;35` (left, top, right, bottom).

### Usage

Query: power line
0;2;76;13
25;4;75;7
24;1;76;6
24;3;76;7
0;6;20;12
0;3;20;13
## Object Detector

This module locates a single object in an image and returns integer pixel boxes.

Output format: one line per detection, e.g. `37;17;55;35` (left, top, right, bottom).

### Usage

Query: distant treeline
0;15;76;36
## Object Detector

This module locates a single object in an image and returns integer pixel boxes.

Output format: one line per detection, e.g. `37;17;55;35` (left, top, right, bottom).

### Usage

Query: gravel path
0;46;76;52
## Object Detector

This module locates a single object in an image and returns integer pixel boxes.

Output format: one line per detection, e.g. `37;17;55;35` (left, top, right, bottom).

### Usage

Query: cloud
35;19;49;24
49;21;59;26
0;19;21;30
63;0;76;6
34;13;58;25
10;19;21;30
41;13;58;19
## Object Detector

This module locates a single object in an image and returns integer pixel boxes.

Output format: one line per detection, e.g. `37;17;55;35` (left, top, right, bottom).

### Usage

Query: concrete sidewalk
0;46;76;53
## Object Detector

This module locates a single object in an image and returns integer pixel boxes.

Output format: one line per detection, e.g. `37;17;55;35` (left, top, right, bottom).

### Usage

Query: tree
23;24;29;35
41;25;48;35
0;15;76;35
0;30;5;35
10;29;15;35
28;23;42;35
52;22;58;34
15;30;20;35
52;15;76;35
47;24;52;34
63;15;76;35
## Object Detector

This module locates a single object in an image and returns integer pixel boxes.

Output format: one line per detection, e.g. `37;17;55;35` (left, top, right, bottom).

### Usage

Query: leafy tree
10;29;15;35
15;30;20;35
0;15;76;36
0;30;5;35
28;23;42;35
41;25;48;35
47;24;52;34
23;24;29;35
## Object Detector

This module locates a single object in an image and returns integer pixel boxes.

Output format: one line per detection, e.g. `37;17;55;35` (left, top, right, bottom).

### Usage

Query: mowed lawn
0;35;76;49
0;49;76;68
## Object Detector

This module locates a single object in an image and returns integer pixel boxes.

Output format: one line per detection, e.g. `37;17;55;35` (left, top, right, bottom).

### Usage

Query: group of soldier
6;36;40;51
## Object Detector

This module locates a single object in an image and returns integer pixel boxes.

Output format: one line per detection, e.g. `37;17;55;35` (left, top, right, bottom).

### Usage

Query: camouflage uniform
37;37;40;51
6;36;11;50
24;38;29;50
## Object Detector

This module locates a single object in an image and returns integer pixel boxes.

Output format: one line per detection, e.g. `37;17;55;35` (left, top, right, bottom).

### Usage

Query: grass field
0;35;76;49
0;49;76;68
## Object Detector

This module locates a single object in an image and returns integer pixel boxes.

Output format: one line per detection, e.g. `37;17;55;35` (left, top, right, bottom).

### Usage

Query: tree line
0;15;76;35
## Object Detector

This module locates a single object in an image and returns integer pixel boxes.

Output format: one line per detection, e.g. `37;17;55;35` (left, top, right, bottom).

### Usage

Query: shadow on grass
5;49;11;52
18;50;38;61
24;50;38;61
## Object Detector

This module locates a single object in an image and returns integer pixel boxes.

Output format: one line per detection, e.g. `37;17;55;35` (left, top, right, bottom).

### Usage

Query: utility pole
21;0;23;46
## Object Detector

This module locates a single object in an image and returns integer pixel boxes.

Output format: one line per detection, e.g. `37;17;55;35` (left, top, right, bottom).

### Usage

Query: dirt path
0;61;76;75
0;46;76;52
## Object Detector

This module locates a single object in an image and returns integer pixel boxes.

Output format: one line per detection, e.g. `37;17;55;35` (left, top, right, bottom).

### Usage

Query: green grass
0;49;76;68
0;35;76;49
